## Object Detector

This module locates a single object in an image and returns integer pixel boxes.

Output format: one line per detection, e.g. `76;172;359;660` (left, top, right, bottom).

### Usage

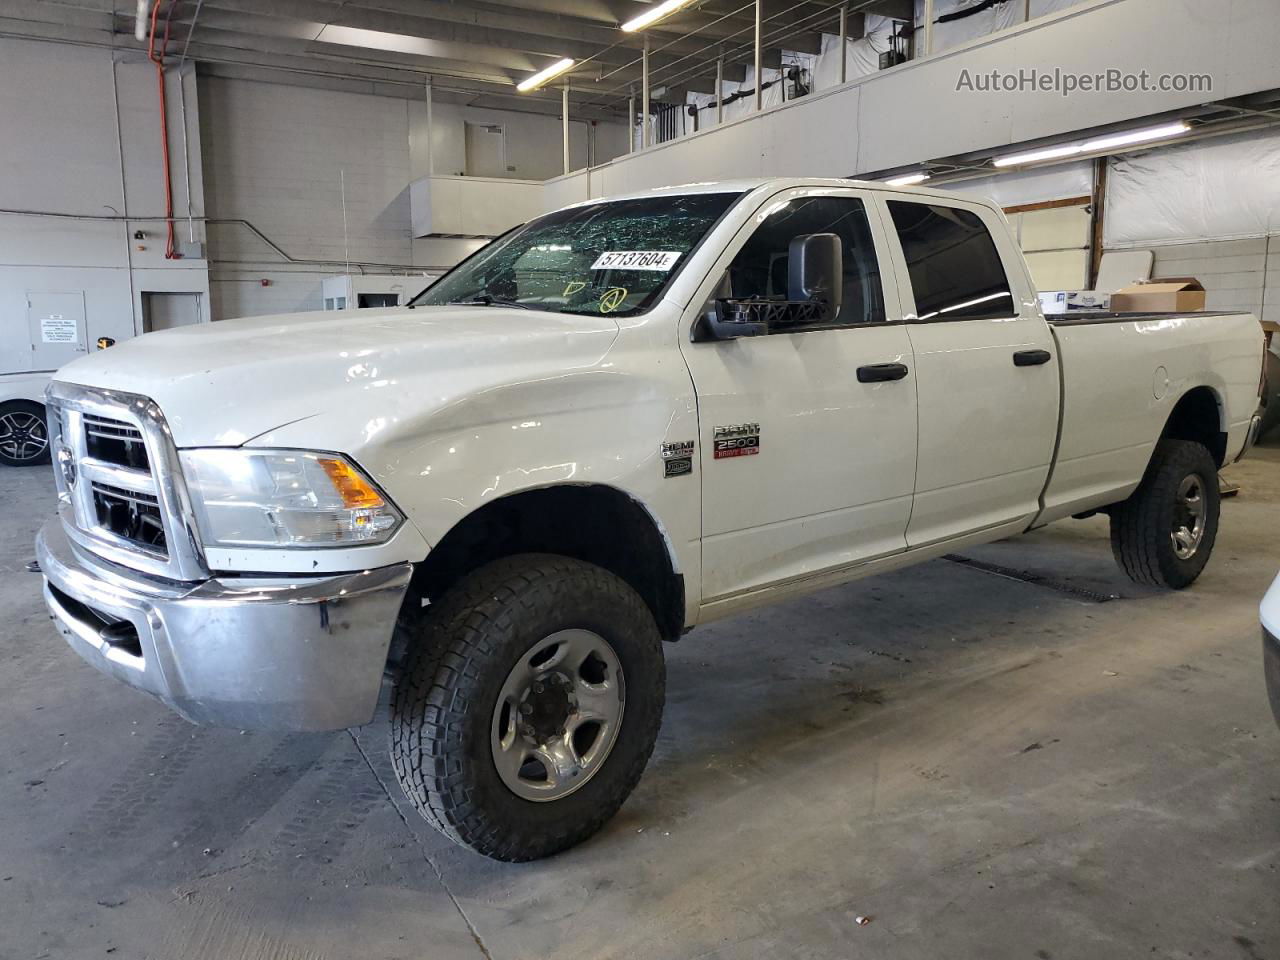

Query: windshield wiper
446;295;534;310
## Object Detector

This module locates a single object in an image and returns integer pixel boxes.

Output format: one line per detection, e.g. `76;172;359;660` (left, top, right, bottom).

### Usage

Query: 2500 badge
712;423;760;460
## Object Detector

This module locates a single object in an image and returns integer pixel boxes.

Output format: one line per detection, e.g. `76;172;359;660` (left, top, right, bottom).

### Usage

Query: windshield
409;192;742;318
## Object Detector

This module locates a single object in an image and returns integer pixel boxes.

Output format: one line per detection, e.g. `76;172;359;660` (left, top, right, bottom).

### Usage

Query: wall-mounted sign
40;315;78;343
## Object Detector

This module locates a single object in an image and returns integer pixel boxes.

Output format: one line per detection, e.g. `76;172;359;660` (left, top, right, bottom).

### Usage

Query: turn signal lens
318;456;386;509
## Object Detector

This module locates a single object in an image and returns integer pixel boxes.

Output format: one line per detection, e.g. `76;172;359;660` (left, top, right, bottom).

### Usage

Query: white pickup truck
36;178;1266;861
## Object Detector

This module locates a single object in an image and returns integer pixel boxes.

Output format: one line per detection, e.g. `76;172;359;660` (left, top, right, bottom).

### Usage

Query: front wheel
389;554;665;861
1110;439;1221;589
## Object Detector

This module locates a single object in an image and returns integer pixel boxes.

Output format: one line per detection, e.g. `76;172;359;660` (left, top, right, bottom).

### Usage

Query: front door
680;189;918;603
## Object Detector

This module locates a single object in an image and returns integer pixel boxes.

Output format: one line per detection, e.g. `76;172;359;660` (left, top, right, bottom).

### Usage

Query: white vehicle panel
1263;573;1280;637
872;192;1060;547
678;185;917;604
1038;311;1264;524
0;371;53;406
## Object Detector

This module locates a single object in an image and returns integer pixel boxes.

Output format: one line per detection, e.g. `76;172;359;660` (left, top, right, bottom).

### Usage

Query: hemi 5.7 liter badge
662;440;695;478
713;423;760;459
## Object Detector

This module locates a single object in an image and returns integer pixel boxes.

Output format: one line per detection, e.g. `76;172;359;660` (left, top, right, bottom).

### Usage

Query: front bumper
37;516;412;731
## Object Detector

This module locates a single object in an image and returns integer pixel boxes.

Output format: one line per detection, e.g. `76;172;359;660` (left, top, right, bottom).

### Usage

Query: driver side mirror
787;233;843;316
693;233;844;342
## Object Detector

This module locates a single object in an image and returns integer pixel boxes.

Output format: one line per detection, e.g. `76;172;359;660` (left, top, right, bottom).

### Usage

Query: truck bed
1037;308;1262;528
1047;311;1241;326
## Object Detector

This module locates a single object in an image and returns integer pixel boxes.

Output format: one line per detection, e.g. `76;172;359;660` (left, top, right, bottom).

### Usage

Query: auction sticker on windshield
591;251;682;271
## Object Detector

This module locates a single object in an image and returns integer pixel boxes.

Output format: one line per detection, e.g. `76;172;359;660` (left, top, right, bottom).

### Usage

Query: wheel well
410;485;686;642
1162;386;1226;466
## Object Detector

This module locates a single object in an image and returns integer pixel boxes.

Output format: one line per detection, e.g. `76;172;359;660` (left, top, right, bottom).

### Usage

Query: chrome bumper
37;516;412;731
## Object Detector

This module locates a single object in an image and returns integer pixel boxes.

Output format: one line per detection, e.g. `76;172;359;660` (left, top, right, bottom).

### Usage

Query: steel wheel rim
0;412;47;462
1171;473;1207;560
490;629;625;802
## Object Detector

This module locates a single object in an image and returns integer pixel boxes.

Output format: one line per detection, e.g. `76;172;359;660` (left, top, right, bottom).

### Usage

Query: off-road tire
389;553;665;861
1110;439;1220;589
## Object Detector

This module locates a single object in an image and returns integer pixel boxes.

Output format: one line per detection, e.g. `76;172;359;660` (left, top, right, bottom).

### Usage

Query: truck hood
53;306;620;447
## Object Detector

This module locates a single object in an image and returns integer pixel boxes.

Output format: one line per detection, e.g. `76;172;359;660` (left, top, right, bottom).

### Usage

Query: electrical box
321;274;440;311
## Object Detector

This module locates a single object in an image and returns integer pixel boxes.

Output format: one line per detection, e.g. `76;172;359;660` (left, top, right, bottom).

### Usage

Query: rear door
680;187;918;603
877;195;1060;547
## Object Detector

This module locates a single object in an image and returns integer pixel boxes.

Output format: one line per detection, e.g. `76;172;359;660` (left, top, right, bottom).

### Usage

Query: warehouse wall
1103;128;1280;325
0;38;210;374
411;101;628;181
200;75;417;320
202;74;628;319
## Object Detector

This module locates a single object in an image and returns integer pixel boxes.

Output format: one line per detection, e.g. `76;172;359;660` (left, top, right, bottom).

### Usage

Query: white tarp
719;68;785;124
916;0;1021;53
914;0;1089;52
949;161;1094;209
1104;129;1280;245
811;16;896;91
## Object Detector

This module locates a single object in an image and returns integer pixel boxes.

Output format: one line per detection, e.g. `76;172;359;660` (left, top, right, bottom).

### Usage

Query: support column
715;52;724;125
628;86;636;153
922;0;935;57
424;76;434;175
562;79;570;174
838;5;848;84
641;35;650;148
753;0;762;112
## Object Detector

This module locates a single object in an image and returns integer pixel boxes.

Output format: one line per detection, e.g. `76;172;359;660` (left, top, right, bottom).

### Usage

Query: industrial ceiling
1;0;913;119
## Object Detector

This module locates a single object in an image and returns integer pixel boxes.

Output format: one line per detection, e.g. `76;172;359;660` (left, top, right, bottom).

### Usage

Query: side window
886;201;1015;321
727;196;885;328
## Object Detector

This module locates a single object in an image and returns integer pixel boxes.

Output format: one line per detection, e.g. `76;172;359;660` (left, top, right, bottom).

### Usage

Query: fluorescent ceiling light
994;121;1191;167
517;57;575;92
622;0;697;32
1081;121;1190;152
993;143;1085;167
885;173;930;186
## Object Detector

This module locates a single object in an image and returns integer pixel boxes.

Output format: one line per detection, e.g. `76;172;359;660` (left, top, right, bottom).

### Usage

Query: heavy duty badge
713;423;760;459
662;440;695;478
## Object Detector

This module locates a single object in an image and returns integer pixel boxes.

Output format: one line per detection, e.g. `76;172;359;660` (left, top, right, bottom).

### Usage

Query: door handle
857;362;910;383
1013;349;1052;367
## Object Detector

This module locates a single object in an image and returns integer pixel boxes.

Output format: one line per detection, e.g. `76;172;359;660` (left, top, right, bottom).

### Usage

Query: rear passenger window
727;196;885;328
887;201;1015;321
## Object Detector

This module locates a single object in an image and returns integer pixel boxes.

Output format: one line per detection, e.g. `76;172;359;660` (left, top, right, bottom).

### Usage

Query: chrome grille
46;382;207;581
83;414;150;472
90;481;167;555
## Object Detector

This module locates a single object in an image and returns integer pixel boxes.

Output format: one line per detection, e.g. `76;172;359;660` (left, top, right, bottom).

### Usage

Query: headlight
179;449;403;548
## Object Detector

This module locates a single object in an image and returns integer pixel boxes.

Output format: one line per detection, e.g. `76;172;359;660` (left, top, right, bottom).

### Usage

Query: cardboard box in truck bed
1111;278;1206;313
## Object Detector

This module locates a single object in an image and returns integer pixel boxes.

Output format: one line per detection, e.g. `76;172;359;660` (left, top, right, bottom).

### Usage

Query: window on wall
887;201;1015;321
726;195;886;328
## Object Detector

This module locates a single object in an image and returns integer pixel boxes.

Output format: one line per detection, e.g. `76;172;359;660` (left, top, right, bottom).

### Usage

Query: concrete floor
2;444;1278;960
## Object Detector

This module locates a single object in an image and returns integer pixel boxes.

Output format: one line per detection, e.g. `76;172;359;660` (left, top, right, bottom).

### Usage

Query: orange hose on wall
147;0;180;259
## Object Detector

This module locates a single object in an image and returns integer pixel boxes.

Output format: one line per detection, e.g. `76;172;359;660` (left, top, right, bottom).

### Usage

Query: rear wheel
0;400;50;467
389;554;665;861
1110;439;1220;589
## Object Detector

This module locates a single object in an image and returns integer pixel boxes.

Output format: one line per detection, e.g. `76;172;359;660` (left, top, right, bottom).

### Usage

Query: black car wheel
0;401;51;467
